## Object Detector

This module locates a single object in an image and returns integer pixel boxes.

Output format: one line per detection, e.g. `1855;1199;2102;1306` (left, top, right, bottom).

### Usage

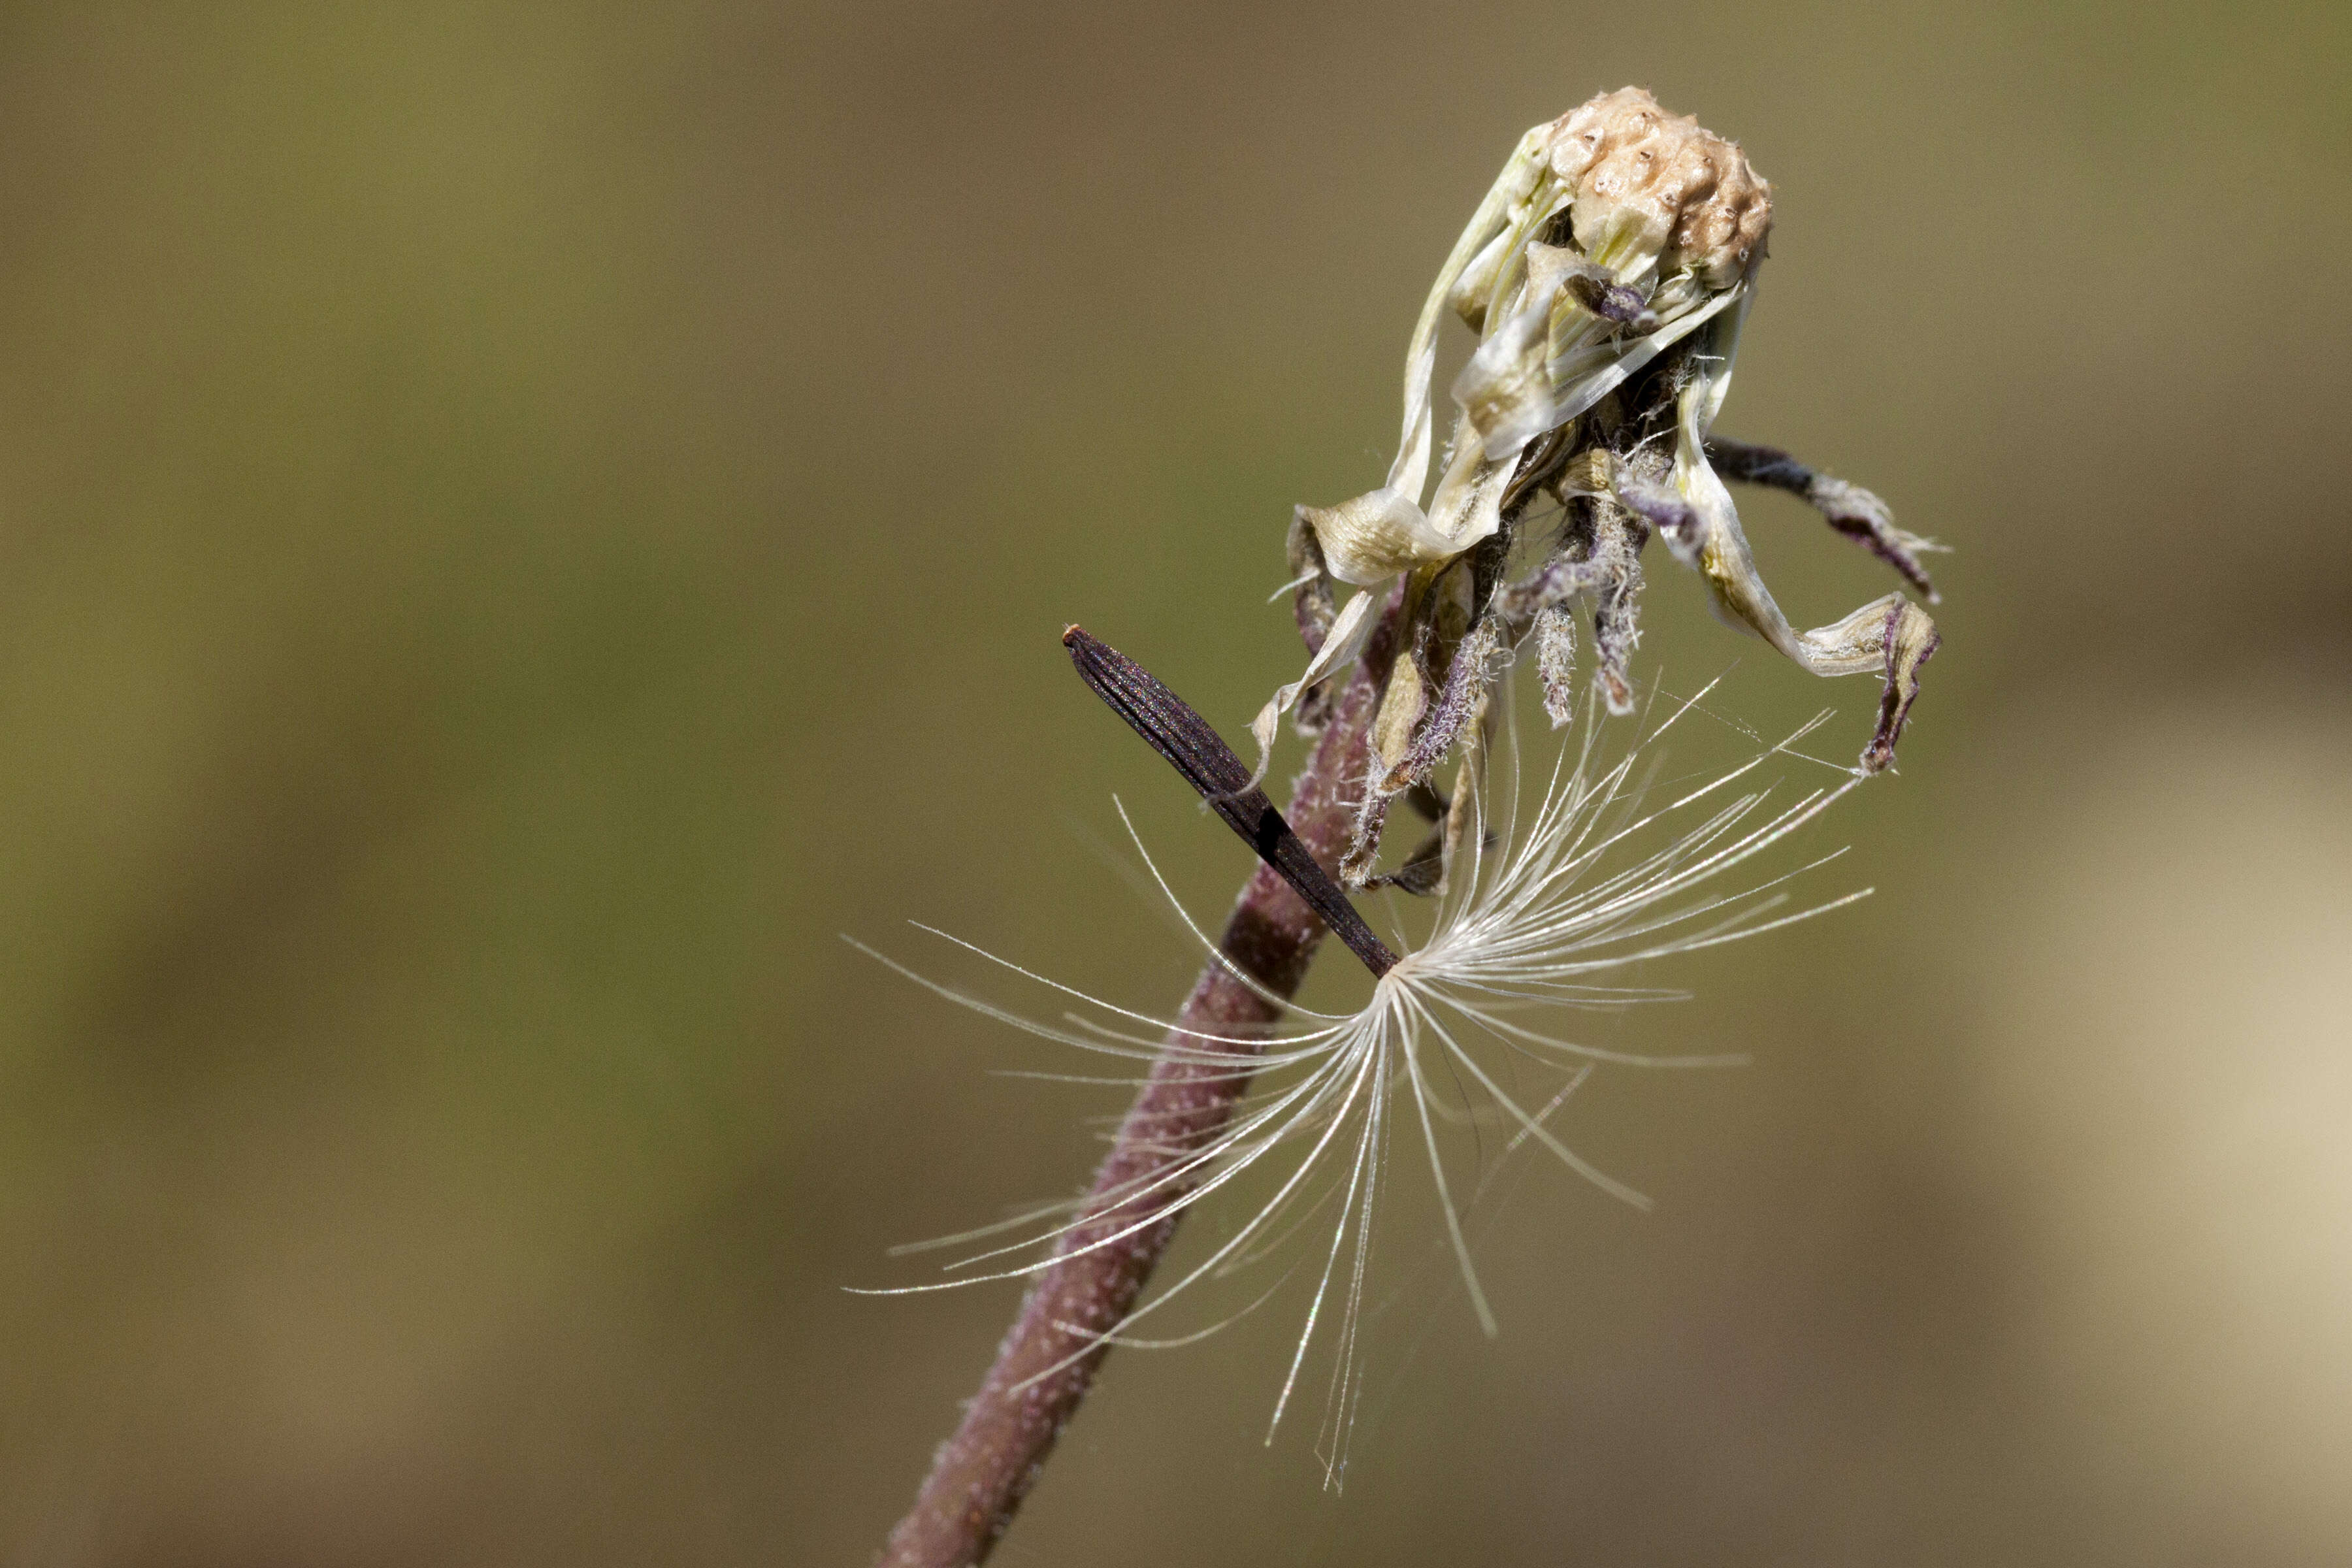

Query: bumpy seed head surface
1546;86;1772;290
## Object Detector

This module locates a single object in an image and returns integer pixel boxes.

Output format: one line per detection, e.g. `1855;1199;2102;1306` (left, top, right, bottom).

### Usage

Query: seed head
1544;86;1771;291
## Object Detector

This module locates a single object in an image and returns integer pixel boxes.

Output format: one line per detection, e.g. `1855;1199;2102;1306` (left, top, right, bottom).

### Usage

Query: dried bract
1250;87;1942;889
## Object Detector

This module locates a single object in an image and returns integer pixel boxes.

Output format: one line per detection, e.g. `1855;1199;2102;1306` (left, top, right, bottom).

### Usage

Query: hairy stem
877;617;1395;1568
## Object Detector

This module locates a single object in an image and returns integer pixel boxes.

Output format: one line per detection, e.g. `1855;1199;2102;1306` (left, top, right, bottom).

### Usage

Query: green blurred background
1;3;2347;1563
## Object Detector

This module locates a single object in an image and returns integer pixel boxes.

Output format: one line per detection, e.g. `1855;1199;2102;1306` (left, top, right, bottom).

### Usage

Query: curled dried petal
1297;491;1457;587
1248;587;1380;783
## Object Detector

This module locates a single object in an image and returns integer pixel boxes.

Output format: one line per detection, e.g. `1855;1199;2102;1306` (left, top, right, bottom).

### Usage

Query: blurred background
1;2;2347;1563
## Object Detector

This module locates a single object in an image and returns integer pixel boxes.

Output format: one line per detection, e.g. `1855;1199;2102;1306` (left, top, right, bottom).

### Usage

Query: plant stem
877;619;1395;1568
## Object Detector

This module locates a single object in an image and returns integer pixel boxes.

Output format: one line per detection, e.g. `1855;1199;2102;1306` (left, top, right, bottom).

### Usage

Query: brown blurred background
1;2;2347;1563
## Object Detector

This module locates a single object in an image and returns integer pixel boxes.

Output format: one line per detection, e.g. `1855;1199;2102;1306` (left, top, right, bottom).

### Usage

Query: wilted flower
874;93;1954;1557
1254;88;1940;889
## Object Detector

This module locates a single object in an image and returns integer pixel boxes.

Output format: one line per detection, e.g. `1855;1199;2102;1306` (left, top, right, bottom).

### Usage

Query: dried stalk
876;610;1398;1568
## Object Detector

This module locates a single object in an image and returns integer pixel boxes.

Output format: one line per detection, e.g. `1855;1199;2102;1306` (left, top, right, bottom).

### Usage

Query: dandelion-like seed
867;634;1865;1480
876;88;1946;1568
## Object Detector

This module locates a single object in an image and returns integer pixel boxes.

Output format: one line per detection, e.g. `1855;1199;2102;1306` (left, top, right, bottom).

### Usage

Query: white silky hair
849;681;1870;1485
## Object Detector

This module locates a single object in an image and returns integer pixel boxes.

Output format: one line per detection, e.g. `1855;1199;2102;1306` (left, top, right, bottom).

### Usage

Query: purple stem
876;613;1396;1567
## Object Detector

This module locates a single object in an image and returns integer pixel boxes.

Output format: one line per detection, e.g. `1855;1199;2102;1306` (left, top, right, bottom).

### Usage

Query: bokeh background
2;3;2347;1563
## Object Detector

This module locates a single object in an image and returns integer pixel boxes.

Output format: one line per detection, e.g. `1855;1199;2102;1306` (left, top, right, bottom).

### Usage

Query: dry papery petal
1295;490;1458;587
1263;91;1778;785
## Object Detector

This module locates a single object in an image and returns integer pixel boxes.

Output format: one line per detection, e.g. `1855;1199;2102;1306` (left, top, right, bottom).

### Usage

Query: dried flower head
874;92;1955;1560
1256;87;1940;891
